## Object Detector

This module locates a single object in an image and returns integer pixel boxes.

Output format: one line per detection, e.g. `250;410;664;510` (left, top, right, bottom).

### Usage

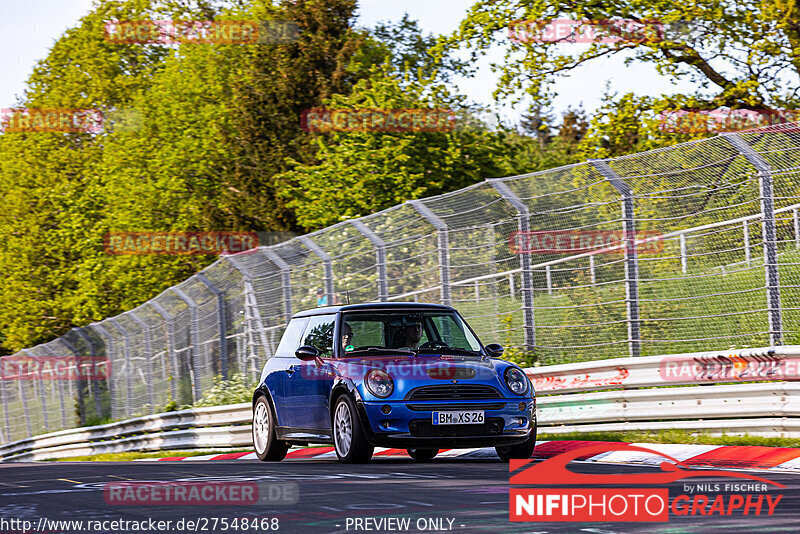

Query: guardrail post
261;250;293;322
488;179;536;351
128;312;156;413
108;318;133;417
75;327;104;420
196;274;229;382
172;287;201;403
723;133;783;345
349;220;389;301
88;323;116;419
150;302;179;402
300;237;335;305
589;159;642;358
408;200;452;305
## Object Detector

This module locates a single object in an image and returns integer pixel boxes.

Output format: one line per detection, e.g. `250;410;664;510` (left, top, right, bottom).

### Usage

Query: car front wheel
496;427;537;461
332;395;373;464
253;396;289;461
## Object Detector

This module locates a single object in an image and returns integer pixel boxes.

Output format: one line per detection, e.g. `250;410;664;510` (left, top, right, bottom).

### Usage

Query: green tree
445;0;800;111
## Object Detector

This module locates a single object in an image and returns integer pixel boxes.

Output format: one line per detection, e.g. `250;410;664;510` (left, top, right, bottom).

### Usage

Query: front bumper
357;399;536;449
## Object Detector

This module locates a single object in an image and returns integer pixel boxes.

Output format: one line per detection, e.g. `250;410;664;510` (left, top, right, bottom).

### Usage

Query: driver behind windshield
392;317;424;349
341;323;354;352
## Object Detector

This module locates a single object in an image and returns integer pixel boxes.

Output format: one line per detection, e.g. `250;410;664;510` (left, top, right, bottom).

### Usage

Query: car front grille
405;384;503;401
405;402;506;411
409;417;505;437
424;367;477;380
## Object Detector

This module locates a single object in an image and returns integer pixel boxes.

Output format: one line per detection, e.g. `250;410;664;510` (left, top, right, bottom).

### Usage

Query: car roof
292;302;456;318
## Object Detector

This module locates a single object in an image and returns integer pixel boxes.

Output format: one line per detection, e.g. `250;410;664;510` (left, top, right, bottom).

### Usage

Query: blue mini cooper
251;302;536;463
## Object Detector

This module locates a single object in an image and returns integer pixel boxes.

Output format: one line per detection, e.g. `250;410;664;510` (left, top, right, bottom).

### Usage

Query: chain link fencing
1;123;800;444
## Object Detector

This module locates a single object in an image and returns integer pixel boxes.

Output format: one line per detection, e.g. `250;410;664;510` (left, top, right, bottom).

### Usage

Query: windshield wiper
415;346;484;358
345;347;416;356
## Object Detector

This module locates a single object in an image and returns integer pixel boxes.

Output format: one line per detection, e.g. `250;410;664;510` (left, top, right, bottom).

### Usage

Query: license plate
432;411;484;425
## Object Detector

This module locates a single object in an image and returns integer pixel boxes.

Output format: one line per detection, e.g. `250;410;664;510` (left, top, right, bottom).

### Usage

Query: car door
285;314;336;432
265;317;308;428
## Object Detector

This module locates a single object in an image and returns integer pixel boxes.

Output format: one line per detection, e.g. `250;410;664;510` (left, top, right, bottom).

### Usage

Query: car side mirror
295;346;320;361
484;343;504;358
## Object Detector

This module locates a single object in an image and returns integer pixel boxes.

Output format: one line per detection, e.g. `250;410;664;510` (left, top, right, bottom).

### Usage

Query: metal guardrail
3;345;800;461
525;345;800;394
0;403;251;462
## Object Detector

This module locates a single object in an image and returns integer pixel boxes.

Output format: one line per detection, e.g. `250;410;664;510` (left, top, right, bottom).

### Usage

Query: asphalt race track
1;456;799;534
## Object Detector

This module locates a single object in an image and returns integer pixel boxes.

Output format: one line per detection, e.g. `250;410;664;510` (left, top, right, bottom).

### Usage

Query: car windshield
340;310;482;356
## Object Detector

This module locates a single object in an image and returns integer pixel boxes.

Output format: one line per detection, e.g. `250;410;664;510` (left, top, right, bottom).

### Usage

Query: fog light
513;417;527;426
518;402;526;411
381;404;392;415
380;420;390;429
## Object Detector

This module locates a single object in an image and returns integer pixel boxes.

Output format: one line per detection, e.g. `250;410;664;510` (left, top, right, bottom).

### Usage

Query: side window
274;318;309;358
300;314;336;357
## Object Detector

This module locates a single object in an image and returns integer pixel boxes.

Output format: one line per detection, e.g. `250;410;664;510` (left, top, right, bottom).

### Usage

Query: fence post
172;287;202;403
196;274;229;382
743;221;752;264
128;312;156;413
107;318;133;418
723;133;783;345
300;237;335;305
75;328;104;421
21;349;50;432
261;250;293;322
679;233;687;274
794;208;799;248
589;255;597;283
590;159;641;358
17;356;32;436
149;302;178;403
488;179;536;351
88;323;117;419
349;220;389;301
44;342;74;428
408;200;452;305
545;266;553;295
0;368;9;443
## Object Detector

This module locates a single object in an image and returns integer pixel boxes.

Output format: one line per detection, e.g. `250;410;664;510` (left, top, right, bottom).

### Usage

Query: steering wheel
420;340;449;349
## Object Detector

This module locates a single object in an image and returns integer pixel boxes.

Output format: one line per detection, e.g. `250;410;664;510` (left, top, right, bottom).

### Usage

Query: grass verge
45;448;252;462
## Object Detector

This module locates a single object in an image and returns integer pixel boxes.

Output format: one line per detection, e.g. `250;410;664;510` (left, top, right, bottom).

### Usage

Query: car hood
331;352;502;382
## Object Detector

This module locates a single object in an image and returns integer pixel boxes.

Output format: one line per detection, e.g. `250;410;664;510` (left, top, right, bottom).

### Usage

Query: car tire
407;448;438;461
252;396;289;462
496;427;537;461
332;395;374;464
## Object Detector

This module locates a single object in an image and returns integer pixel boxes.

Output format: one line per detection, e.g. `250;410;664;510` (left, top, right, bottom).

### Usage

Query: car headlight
365;368;394;398
504;367;529;396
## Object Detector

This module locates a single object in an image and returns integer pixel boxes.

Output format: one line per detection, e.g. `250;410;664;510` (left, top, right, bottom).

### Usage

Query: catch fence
1;123;799;444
